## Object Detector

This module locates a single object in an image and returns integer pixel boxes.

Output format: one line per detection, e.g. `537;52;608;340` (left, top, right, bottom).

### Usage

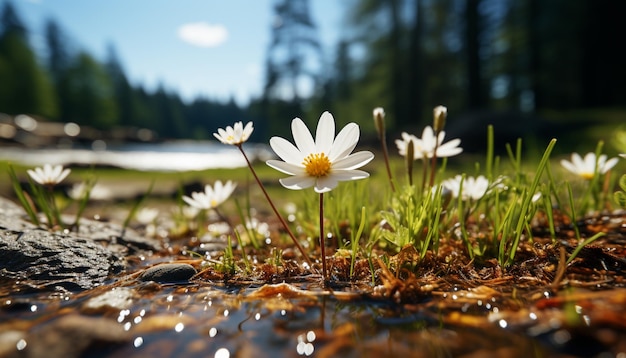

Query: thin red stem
237;145;313;267
379;132;396;192
319;192;327;285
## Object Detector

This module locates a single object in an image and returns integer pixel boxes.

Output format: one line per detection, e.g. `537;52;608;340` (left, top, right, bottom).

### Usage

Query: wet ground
1;211;626;357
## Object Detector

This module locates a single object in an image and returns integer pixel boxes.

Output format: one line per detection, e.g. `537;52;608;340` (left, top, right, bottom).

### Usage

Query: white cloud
177;22;228;48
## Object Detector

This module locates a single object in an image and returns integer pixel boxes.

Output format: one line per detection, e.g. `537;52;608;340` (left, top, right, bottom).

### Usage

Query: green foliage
379;185;443;258
615;175;626;209
0;31;57;117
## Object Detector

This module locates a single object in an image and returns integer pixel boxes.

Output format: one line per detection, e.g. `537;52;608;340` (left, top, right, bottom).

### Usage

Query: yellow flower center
581;172;594;180
303;152;331;177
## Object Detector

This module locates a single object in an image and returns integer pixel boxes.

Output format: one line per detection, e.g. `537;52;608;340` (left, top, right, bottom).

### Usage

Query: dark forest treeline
1;0;625;146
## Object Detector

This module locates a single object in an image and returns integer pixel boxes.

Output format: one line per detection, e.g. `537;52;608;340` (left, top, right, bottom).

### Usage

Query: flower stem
237;145;313;267
319;192;327;285
429;131;440;187
378;130;396;192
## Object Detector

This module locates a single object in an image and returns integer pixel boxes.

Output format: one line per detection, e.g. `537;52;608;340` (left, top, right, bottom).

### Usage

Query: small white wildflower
135;207;159;225
441;175;490;201
213;121;254;145
396;126;462;160
27;164;71;186
266;111;374;193
560;152;618;180
182;180;237;210
68;182;112;201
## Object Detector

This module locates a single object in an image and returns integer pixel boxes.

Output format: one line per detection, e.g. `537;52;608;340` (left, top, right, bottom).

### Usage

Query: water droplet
209;327;218;337
255;313;261;320
175;323;184;332
30;304;37;312
133;337;143;348
582;315;591;326
306;330;316;342
123;322;132;331
215;347;230;358
16;339;27;351
575;305;582;314
133;316;142;324
529;312;537;320
166;295;174;302
552;329;571;345
223;310;229;317
498;319;507;328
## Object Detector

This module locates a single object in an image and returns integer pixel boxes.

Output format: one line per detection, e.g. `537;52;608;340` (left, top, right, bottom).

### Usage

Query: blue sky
7;0;344;105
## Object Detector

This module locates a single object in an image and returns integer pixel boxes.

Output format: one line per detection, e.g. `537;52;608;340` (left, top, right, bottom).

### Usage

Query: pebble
138;263;197;284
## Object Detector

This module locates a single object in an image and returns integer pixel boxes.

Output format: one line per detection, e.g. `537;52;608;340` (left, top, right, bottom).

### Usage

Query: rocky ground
2;195;626;357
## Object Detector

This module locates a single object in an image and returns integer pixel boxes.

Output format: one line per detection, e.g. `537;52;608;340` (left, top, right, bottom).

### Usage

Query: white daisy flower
213;121;253;145
182;180;237;210
27;164;71;186
135;207;159;225
266;111;375;193
441;175;490;201
68;182;112;200
560;152;619;180
395;126;462;160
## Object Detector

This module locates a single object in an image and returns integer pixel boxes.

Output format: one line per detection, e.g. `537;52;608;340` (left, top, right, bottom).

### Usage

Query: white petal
266;160;305;175
315;111;335;154
242;122;254;140
292;118;315;154
57;168;71;183
182;196;197;207
332;151;374;170
436;139;463;157
330;169;370;181
27;169;43;184
421;126;436;149
560;159;578;174
328;123;359;161
279;175;316;190
395;138;407;155
602;157;619;173
570;153;584;170
50;165;62;179
582;153;596;171
269;137;304;164
314;176;339;193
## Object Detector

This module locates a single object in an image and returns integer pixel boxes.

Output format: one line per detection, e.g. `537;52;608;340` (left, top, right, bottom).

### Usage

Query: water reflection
3;279;623;357
0;141;272;172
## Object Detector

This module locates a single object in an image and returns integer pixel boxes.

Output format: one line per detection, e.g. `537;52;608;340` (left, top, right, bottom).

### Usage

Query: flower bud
373;107;385;137
433;105;447;133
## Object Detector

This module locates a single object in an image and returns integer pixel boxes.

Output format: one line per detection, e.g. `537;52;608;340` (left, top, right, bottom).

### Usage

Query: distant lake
0;141;273;171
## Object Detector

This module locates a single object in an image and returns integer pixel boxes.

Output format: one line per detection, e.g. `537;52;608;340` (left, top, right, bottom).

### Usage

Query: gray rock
138;263;197;283
0;229;125;290
0;196;161;291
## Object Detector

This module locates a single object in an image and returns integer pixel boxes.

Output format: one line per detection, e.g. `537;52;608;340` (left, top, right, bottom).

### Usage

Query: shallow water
0;141;272;171
4;276;625;358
